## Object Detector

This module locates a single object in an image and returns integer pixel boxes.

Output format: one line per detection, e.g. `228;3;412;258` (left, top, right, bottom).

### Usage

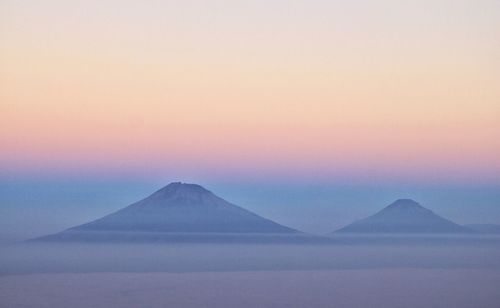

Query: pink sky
1;0;499;184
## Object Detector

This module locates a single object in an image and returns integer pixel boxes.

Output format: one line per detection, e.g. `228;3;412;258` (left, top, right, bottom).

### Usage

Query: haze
1;1;500;307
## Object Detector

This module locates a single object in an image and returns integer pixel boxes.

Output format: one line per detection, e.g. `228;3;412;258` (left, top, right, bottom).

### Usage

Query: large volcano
334;199;472;234
34;182;307;243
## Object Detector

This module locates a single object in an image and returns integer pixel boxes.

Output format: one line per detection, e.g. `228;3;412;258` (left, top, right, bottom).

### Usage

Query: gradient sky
1;0;499;241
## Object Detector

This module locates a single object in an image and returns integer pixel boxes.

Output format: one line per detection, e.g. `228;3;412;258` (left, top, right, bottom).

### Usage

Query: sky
1;0;499;241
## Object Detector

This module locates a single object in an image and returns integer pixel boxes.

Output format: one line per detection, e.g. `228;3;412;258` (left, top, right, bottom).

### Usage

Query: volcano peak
335;199;472;234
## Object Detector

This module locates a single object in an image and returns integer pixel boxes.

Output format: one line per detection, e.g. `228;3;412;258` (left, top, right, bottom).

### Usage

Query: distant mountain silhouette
334;199;473;234
465;224;500;234
34;182;319;243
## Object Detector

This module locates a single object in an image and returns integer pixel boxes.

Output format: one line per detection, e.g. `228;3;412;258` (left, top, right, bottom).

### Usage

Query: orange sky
1;0;499;183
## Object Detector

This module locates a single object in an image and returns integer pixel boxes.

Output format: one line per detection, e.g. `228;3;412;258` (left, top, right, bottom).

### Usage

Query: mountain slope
334;199;473;234
69;182;296;234
465;224;500;234
33;182;308;243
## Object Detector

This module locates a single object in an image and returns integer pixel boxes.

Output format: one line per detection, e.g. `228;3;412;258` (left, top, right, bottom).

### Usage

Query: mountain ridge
33;182;308;243
69;182;297;234
465;224;500;234
334;199;473;234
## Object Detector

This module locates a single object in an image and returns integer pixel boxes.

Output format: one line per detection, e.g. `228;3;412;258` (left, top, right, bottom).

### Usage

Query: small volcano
334;199;473;234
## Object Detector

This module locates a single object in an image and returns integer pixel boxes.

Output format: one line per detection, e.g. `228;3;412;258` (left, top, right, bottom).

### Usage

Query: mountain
465;224;500;234
33;182;317;243
333;199;473;234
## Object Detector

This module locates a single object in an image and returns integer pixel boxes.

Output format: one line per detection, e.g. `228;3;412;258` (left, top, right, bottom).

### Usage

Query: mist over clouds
1;176;499;242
